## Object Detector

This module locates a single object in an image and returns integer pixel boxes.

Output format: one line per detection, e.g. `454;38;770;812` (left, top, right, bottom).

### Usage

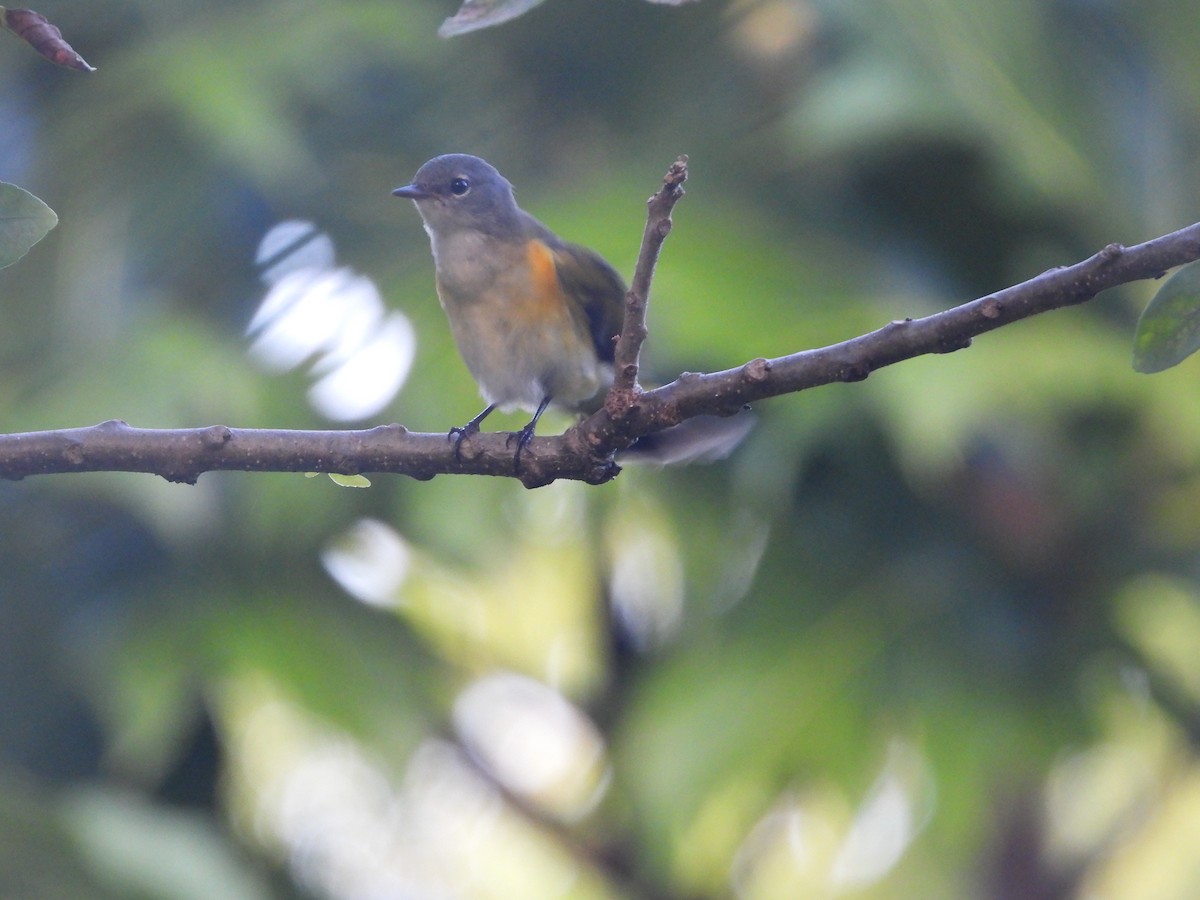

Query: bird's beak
392;183;431;200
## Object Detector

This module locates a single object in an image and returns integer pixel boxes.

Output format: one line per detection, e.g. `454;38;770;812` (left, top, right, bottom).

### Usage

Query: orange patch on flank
514;239;567;320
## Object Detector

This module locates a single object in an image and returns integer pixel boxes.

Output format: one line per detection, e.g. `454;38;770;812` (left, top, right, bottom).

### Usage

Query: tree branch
0;420;624;488
609;231;1200;432
3;157;1200;488
610;154;688;395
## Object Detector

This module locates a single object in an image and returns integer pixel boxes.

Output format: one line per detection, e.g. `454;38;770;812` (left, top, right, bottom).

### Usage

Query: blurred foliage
0;180;57;267
0;6;96;72
436;0;699;38
1134;260;1200;374
6;0;1200;897
437;0;551;37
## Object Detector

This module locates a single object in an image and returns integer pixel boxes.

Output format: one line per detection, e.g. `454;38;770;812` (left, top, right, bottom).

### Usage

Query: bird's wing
547;240;626;363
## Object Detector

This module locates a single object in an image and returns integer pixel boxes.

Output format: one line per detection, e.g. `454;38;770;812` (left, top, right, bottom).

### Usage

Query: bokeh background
5;1;1200;897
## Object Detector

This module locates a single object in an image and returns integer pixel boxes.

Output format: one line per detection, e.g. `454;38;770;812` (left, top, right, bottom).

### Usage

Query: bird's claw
448;421;481;462
505;423;537;472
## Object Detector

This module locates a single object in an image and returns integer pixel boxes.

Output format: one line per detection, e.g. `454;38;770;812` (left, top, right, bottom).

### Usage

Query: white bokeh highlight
248;220;415;421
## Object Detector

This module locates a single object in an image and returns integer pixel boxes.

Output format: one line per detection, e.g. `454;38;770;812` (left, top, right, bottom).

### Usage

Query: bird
392;153;749;468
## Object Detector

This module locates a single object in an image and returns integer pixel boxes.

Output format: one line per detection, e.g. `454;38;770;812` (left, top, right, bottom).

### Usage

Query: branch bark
610;154;688;395
601;232;1200;433
3;158;1199;489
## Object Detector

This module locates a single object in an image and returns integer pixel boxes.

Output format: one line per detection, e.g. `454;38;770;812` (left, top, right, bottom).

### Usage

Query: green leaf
0;182;58;268
329;473;371;488
1133;260;1200;373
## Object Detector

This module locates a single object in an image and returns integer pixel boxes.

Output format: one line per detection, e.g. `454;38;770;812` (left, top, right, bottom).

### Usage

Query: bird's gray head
392;154;522;238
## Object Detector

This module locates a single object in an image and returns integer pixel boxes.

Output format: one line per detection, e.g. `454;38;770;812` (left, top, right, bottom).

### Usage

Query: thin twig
610;154;689;395
643;234;1198;421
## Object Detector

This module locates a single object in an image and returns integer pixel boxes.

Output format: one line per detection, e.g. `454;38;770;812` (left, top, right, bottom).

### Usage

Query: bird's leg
507;395;552;472
449;404;496;462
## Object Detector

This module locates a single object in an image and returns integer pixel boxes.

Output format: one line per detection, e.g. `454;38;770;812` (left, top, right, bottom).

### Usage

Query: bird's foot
448;404;497;463
504;421;538;472
448;421;481;462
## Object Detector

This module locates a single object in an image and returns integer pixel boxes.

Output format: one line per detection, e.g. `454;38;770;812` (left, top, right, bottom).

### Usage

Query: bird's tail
618;409;755;466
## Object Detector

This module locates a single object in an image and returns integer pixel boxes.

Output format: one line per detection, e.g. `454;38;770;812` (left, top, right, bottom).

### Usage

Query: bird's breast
429;233;608;411
429;230;509;302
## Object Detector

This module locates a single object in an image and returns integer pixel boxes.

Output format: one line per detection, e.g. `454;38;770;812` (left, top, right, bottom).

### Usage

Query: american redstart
392;153;750;467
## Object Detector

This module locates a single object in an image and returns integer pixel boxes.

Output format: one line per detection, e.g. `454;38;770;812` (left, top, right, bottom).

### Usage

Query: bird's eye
450;177;470;196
